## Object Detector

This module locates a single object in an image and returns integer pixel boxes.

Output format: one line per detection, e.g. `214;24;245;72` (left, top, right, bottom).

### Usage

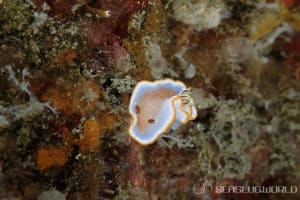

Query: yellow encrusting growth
250;13;283;41
76;119;101;152
41;79;101;116
280;2;300;30
250;2;300;41
37;146;70;171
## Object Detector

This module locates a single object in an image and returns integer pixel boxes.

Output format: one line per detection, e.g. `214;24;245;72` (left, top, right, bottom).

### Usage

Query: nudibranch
128;79;197;145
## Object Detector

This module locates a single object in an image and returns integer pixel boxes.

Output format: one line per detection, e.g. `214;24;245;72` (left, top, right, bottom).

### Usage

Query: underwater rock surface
0;0;300;199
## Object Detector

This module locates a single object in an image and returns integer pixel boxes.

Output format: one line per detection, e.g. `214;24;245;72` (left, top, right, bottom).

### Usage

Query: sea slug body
128;79;197;145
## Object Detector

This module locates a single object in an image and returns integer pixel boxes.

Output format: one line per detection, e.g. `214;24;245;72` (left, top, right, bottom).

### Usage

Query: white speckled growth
128;79;198;145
